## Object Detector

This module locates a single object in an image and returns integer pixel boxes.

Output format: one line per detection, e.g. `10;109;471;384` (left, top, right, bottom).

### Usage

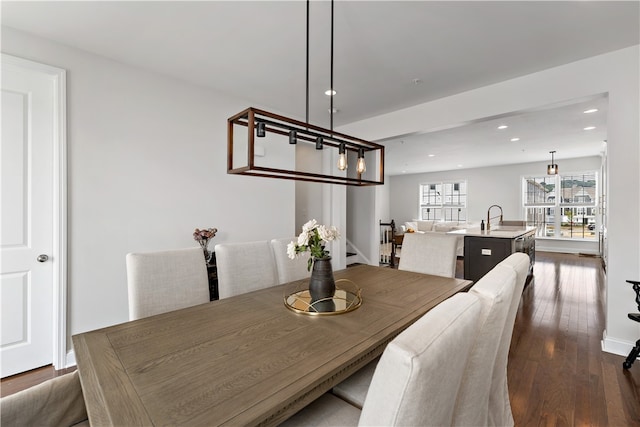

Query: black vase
308;257;336;312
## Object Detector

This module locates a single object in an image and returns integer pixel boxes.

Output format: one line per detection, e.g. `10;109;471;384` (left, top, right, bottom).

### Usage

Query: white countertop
448;226;536;239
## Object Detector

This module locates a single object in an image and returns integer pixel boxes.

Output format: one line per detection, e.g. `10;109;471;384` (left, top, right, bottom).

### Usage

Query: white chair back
126;247;210;320
398;232;458;277
359;293;482;426
270;237;311;284
452;263;517;426
333;256;527;416
215;240;279;299
488;252;530;426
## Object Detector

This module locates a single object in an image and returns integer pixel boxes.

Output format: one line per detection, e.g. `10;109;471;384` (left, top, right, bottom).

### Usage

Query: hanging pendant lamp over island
547;150;559;175
226;0;384;186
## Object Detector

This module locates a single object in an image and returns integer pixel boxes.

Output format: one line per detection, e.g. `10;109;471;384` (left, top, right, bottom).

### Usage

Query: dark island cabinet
463;230;535;283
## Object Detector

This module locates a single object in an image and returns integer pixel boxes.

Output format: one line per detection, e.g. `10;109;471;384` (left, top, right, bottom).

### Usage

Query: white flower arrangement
287;219;340;271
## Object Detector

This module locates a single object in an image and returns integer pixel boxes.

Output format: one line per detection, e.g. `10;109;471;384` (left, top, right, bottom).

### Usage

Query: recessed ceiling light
583;108;598;114
457;164;463;168
497;125;508;130
584;126;596;131
428;154;435;157
402;170;407;173
510;137;520;142
325;89;336;96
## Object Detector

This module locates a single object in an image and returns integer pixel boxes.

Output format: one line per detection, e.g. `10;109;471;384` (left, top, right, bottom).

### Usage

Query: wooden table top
72;265;471;426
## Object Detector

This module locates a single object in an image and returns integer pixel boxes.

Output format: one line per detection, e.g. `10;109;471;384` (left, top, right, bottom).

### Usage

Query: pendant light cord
306;0;310;127
330;0;334;133
306;0;335;133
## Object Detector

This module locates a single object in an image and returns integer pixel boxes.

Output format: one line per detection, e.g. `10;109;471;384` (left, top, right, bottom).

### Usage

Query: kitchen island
449;226;536;282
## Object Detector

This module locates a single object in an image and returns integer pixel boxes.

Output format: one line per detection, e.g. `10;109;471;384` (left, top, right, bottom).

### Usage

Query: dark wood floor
508;252;640;426
2;252;639;425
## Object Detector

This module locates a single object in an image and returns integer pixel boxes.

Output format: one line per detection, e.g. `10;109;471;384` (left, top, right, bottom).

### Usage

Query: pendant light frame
227;107;384;186
226;0;384;186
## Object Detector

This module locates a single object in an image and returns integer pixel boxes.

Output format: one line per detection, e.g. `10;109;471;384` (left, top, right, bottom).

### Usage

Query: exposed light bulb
337;143;348;171
357;148;366;174
547;150;558;175
338;153;348;171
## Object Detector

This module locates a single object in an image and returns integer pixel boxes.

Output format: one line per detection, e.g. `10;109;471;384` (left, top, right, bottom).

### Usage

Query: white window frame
522;170;598;240
419;180;467;222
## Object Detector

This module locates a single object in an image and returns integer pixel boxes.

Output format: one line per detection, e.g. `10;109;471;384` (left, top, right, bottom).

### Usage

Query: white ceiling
383;94;609;175
2;1;638;174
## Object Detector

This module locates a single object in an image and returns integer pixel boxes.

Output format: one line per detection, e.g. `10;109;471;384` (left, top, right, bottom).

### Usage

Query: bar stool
623;279;640;370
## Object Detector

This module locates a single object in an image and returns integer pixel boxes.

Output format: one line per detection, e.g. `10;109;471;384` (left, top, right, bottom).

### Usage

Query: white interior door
1;55;65;377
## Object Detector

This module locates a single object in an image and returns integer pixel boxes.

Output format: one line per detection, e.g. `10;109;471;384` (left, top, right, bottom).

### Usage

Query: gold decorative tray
284;279;362;316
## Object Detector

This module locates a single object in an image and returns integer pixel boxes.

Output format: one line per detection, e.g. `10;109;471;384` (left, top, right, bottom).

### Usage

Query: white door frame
2;54;68;370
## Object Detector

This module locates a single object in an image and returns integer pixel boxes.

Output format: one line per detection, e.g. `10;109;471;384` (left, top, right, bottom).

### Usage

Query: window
523;171;598;240
419;181;467;222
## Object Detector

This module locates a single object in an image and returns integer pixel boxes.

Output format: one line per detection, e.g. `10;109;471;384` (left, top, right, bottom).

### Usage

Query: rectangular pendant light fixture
227;1;384;186
227;107;384;186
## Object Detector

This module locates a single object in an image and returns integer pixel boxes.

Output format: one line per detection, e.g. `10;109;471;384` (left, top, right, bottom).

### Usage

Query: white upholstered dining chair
0;370;89;427
488;253;530;426
270;237;311;284
126;247;210;320
333;259;519;419
215;240;279;299
397;232;458;278
452;263;517;425
279;292;482;426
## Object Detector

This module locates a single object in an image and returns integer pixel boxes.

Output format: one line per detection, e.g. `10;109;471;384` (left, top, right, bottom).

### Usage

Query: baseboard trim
535;246;599;255
602;334;636;357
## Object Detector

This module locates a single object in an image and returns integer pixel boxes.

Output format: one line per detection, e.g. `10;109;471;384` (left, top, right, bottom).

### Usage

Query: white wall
390;156;601;254
294;143;325;232
2;28;296;352
390;156;600;215
342;46;640;355
346;185;375;264
376;177;391;225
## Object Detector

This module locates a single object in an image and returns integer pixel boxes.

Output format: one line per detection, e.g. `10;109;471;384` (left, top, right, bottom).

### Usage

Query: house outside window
523;171;598;240
419;181;467;222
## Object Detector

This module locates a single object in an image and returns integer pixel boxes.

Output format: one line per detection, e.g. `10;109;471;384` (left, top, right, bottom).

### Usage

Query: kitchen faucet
486;205;503;231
